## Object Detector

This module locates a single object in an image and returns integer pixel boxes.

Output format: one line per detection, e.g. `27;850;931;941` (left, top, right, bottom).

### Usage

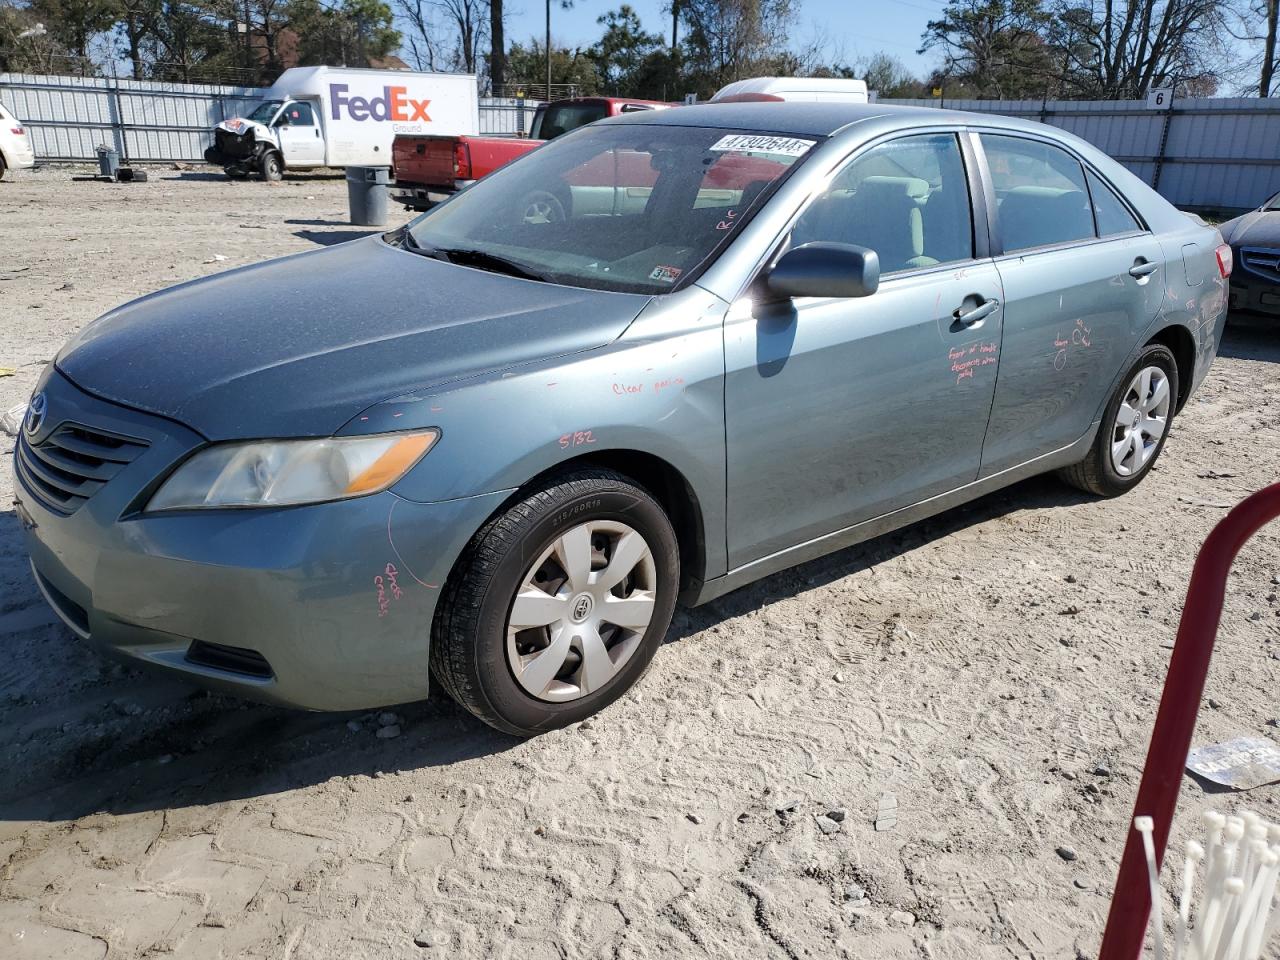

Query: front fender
350;290;731;579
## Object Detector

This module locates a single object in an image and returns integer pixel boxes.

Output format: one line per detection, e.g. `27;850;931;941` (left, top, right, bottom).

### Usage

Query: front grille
1241;247;1280;283
186;640;274;679
16;422;148;514
215;128;256;160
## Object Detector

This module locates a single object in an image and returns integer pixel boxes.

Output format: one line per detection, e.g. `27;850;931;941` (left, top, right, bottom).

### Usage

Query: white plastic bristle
1137;817;1165;960
1203;878;1246;960
1176;840;1206;960
1242;850;1280;960
1200;822;1243;958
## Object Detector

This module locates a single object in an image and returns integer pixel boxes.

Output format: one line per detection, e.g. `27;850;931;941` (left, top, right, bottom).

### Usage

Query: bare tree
394;0;439;69
680;0;796;90
435;0;485;73
489;0;503;90
1227;0;1279;95
1050;0;1232;97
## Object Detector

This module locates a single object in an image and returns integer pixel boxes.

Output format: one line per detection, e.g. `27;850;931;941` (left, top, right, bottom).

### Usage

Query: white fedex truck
204;66;479;180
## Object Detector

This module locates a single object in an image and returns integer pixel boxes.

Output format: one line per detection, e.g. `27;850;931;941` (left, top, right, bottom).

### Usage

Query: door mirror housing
763;242;880;301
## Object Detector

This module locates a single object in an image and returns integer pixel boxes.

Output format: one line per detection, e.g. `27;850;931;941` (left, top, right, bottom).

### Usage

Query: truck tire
259;151;283;181
0;154;7;181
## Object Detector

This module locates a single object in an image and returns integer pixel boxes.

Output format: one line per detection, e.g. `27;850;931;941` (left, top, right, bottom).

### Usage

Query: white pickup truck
204;66;479;180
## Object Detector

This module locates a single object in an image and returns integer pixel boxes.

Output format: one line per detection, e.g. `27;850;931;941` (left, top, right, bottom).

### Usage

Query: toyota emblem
24;392;47;437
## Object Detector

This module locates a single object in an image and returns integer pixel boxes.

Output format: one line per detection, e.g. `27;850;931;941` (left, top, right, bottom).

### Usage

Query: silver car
15;102;1230;735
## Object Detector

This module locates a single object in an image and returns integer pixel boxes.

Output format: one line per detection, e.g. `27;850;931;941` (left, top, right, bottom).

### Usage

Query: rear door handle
954;298;1000;326
1129;260;1159;278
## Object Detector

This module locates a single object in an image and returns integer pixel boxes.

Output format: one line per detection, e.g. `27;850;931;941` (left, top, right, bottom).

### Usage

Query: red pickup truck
391;96;671;211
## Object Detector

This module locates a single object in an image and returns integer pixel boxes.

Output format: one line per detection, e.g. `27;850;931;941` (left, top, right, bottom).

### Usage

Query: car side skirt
688;422;1099;606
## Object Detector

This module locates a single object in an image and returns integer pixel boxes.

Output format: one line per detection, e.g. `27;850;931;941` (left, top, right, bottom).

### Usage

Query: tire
258;151;283;181
0;154;7;181
518;189;565;225
1058;343;1179;497
431;468;679;736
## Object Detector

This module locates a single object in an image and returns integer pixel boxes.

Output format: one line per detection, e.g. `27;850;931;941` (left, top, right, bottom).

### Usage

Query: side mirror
763;242;880;301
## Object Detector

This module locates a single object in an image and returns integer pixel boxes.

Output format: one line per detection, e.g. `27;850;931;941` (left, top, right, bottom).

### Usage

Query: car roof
598;100;1020;138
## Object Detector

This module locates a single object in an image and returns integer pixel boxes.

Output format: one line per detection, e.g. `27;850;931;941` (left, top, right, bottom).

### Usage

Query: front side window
1086;169;1141;236
790;133;974;274
279;102;315;127
981;134;1095;252
407;125;815;293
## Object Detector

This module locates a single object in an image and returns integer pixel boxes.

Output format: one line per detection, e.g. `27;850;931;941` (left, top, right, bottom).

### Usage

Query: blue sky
500;0;947;78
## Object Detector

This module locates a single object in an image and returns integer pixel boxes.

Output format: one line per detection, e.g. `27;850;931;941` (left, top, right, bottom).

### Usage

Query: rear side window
533;102;609;140
1086;169;1141;236
981;134;1094;253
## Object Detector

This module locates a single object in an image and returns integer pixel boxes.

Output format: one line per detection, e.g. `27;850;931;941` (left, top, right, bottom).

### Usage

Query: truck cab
206;98;325;180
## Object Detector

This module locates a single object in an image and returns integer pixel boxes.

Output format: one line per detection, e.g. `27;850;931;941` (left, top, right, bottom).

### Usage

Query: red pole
1099;482;1280;960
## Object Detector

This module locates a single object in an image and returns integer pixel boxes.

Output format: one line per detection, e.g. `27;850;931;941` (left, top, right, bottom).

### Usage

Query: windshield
246;100;284;124
405;124;818;294
1264;192;1280;211
531;101;610;141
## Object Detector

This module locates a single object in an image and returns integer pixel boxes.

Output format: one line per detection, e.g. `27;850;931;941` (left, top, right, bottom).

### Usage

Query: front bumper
391;182;459;211
13;369;508;711
1228;276;1280;318
1228;246;1280;318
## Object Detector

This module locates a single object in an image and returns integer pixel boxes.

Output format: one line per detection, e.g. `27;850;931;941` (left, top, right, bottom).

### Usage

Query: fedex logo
330;84;431;123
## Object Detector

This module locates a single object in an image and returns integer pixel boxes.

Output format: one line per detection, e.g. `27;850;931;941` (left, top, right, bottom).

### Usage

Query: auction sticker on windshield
709;135;816;157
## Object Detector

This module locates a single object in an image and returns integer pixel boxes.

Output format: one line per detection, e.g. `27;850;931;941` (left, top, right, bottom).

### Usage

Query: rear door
724;131;1005;567
976;132;1165;475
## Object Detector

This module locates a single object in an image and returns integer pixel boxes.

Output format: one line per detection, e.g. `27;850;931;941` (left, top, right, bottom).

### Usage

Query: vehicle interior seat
997;186;1094;251
791;175;938;272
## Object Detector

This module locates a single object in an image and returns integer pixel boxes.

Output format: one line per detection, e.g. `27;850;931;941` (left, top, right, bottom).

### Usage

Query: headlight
147;430;438;511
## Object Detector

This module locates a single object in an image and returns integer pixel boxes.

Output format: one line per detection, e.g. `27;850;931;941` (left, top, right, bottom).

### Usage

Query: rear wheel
258;151;283;181
431;468;679;736
1058;343;1178;497
0;154;7;181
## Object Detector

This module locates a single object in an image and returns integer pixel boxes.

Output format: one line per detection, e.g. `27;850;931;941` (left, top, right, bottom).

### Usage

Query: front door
275;100;325;168
725;132;1005;568
976;133;1167;474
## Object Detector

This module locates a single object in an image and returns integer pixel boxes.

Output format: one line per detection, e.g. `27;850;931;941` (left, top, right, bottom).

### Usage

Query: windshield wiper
431;247;552;282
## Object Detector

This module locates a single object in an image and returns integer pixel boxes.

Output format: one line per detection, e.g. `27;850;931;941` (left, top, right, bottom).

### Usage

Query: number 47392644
559;430;597;449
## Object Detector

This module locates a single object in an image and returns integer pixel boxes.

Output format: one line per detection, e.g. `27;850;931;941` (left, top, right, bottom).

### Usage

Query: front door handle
954;298;1000;326
1129;260;1159;278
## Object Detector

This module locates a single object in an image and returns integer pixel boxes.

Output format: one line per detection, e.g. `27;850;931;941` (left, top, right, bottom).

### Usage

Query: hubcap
1111;365;1171;477
505;520;657;703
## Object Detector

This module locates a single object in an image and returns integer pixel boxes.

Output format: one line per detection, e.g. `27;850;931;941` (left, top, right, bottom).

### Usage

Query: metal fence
3;71;1278;210
882;96;1280;212
0;72;539;163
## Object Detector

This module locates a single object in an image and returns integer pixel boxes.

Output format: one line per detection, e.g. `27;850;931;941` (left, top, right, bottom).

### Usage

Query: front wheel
431;469;679;736
258;151;283;181
1058;343;1179;497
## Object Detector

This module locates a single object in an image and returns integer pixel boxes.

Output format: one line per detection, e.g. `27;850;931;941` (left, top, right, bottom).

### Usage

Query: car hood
56;237;651;440
1221;210;1280;248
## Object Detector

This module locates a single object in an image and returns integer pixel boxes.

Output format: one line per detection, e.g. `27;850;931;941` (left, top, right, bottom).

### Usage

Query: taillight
453;142;471;180
10;127;23;136
1215;243;1233;278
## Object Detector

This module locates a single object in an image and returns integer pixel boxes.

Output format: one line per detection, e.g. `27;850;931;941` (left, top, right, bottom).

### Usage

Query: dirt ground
1;166;1278;960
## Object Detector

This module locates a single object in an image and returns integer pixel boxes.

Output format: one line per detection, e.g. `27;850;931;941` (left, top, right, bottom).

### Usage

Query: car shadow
293;229;382;246
1221;315;1280;362
0;471;1088;824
